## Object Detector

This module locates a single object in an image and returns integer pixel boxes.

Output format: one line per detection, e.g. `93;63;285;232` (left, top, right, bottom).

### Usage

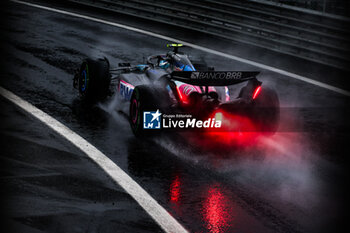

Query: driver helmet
159;60;170;69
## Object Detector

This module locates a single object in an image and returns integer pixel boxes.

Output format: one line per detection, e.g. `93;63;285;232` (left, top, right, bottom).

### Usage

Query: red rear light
252;86;261;100
176;86;189;104
176;85;183;100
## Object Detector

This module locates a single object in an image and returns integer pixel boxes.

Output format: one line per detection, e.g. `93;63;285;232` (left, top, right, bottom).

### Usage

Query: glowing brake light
176;85;184;101
252;86;262;100
176;85;189;104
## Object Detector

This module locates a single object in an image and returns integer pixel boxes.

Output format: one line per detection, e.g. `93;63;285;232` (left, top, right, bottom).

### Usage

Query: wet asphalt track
0;1;349;233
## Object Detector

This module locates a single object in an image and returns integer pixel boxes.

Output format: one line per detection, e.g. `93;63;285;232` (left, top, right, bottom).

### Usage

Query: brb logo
143;110;162;129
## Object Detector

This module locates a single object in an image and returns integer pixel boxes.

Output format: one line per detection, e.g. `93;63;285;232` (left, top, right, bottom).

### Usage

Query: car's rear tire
129;85;167;137
252;87;280;134
78;58;110;101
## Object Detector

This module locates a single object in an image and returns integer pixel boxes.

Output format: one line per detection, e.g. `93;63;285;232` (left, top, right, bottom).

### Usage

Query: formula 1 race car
73;44;279;137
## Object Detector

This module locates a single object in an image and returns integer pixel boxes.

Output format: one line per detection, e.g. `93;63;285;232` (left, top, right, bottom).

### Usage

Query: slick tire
252;87;280;134
78;58;110;101
129;85;167;137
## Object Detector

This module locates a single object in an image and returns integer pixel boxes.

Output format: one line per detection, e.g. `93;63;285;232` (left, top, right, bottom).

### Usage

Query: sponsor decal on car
119;80;134;100
191;72;242;80
143;110;222;129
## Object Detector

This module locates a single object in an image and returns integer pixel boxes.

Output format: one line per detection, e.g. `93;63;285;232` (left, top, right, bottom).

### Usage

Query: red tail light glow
176;85;183;100
185;110;260;149
252;86;262;100
175;86;189;104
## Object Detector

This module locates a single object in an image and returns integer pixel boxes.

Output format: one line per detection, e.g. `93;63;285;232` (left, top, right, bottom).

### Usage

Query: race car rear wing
170;71;260;86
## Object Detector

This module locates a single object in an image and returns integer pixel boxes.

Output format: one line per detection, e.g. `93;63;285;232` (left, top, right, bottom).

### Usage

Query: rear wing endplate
170;71;260;86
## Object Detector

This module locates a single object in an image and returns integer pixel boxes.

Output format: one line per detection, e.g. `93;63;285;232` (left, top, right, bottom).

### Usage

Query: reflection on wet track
169;174;235;233
169;173;236;233
201;184;233;233
170;175;181;203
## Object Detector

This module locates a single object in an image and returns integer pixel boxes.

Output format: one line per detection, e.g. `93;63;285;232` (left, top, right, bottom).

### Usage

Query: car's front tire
77;58;110;102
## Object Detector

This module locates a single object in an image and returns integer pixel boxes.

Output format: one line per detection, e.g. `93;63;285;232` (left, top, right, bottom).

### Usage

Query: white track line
11;0;350;97
0;86;188;233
